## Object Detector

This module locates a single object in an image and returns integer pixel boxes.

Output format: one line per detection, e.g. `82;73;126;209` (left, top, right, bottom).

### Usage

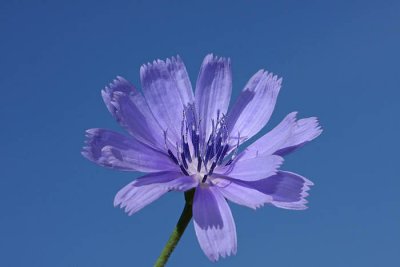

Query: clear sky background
1;1;399;266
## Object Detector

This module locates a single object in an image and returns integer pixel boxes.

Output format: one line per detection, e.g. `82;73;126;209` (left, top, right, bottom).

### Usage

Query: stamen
182;139;192;163
193;131;200;157
181;110;185;137
217;144;230;165
197;155;202;172
225;132;241;166
204;141;214;164
191;125;196;152
179;164;189;176
208;161;217;175
201;175;208;183
201;157;209;173
215;136;222;155
181;151;188;169
221;121;228;142
167;149;178;165
214;142;224;162
225;158;233;166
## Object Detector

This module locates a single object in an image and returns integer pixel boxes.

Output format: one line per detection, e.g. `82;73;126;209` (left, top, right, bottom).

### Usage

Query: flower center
163;105;239;183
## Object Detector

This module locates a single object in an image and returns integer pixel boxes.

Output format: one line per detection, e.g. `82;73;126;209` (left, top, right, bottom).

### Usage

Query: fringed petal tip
271;172;314;210
273;116;322;156
101;76;134;117
165;54;183;66
297;116;323;142
81;128;101;161
195;223;237;261
102;76;131;96
206;241;237;262
81;129;128;169
260;70;282;88
289;113;323;144
245;111;322;157
140;55;185;75
241;68;282;93
201;226;237;262
202;53;231;67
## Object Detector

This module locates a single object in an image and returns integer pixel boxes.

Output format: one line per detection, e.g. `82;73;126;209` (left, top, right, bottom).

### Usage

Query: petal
166;56;194;103
242;171;313;210
101;76;165;149
214;154;283;181
114;172;198;215
226;70;282;144
241;112;322;159
240;112;297;159
195;54;232;145
134;172;198;189
82;129;176;172
193;186;237;261
275;117;322;156
140;56;194;142
212;178;273;209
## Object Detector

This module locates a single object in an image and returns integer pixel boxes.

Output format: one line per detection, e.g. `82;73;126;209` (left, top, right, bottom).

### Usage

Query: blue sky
1;0;399;266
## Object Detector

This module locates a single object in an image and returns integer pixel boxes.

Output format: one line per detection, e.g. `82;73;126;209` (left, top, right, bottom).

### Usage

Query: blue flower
83;54;322;261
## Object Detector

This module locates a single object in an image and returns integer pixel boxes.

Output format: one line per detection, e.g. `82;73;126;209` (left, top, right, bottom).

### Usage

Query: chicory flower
82;54;321;261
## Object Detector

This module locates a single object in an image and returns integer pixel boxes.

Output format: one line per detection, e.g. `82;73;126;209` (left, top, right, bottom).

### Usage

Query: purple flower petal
82;54;322;262
275;117;322;156
134;172;198;189
195;54;232;146
166;56;194;102
82;129;176;172
140;56;194;142
193;186;237;261
101;76;165;150
239;112;297;158
114;172;198;215
193;186;223;229
239;171;313;210
214;154;283;181
241;112;322;159
226;70;282;145
212;178;273;209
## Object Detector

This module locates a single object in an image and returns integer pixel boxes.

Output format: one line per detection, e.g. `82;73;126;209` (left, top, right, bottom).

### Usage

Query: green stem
154;189;195;267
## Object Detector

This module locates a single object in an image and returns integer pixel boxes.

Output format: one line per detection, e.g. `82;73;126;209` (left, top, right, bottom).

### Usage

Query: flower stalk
154;189;195;267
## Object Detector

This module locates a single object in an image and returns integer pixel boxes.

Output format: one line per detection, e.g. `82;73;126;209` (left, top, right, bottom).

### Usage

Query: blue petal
102;76;165;149
231;171;314;210
114;172;198;215
193;186;237;261
239;112;322;159
226;70;282;146
140;56;194;143
82;128;176;172
195;54;232;146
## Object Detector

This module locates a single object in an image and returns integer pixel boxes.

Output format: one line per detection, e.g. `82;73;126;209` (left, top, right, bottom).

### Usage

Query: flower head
82;54;322;261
